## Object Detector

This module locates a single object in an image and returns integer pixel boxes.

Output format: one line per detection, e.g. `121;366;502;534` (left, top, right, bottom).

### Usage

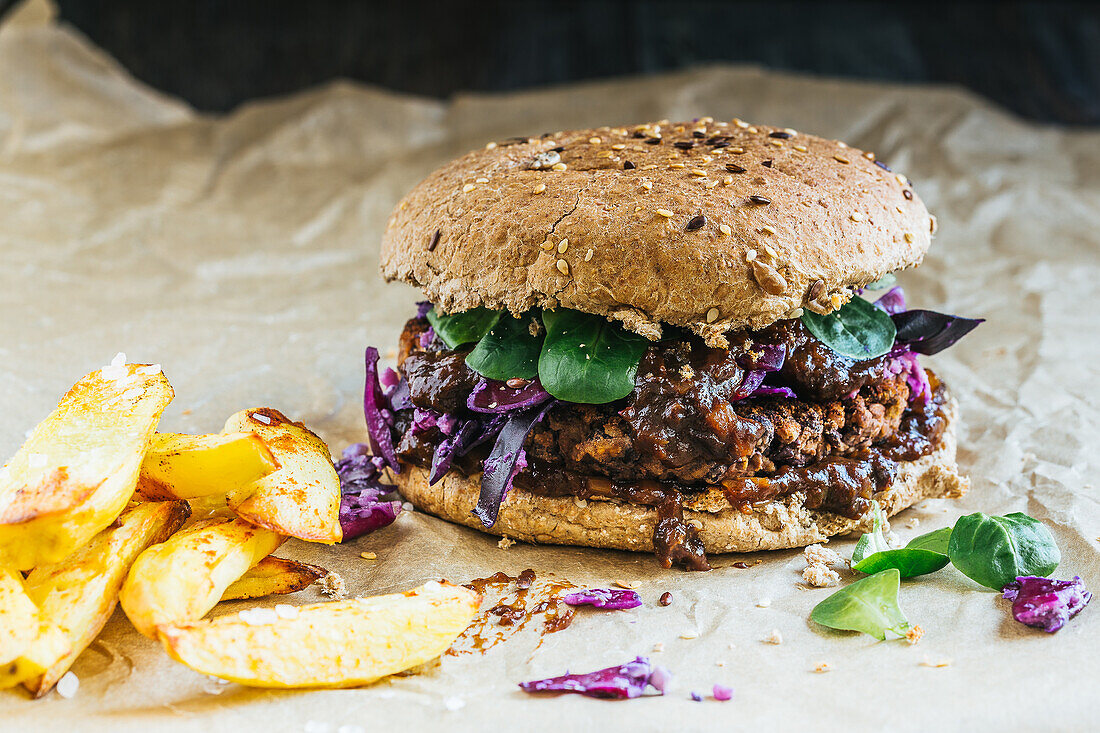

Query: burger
361;117;981;570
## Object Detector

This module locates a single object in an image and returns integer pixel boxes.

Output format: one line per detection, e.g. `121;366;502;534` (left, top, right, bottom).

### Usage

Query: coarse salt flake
56;672;79;698
444;697;466;711
274;604;299;620
238;607;279;625
250;412;272;425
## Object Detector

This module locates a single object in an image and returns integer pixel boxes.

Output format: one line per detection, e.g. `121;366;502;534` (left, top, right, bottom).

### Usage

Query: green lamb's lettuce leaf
537;309;650;404
906;526;952;555
864;273;897;291
465;312;542;381
800;296;897;360
947;512;1061;590
810;569;910;640
426;307;500;349
851;503;950;578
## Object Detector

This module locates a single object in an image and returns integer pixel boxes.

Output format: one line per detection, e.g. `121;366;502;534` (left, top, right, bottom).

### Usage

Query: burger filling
367;287;980;571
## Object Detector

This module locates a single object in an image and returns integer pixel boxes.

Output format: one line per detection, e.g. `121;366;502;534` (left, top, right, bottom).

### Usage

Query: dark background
5;0;1099;125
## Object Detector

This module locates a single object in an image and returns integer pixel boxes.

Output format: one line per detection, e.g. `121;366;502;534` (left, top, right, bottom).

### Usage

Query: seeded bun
395;399;966;556
381;118;935;347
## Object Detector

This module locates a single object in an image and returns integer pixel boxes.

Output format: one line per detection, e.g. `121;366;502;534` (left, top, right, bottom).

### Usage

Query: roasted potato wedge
0;568;71;690
21;500;190;696
221;408;341;544
119;517;283;638
220;555;327;601
138;432;278;501
158;580;480;688
0;360;173;570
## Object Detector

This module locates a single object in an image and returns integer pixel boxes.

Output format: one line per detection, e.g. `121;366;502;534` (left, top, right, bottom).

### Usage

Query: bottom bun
396;398;968;554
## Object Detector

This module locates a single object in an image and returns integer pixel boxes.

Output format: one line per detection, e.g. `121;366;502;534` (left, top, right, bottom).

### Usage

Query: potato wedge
21;500;190;696
220;556;327;602
0;360;173;570
221;408;341;544
0;568;71;689
120;517;283;638
158;580;480;688
138;432;278;501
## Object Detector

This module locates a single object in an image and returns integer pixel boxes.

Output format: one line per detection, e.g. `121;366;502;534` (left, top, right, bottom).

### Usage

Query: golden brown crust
395;398;966;555
381;118;933;346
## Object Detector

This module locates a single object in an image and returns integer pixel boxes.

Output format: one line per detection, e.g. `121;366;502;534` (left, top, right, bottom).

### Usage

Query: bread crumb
319;572;347;599
802;564;840;588
614;580;641;589
920;657;951;668
803;544;842;566
814;663;831;673
497;536;515;549
756;598;771;608
360;551;376;560
56;671;79;698
680;630;699;639
652;642;665;652
764;629;783;645
905;625;924;645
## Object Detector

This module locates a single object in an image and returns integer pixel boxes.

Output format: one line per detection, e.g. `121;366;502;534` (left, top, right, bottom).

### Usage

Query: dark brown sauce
450;570;577;656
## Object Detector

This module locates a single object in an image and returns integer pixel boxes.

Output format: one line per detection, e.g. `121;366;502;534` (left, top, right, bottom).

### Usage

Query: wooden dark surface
4;0;1098;125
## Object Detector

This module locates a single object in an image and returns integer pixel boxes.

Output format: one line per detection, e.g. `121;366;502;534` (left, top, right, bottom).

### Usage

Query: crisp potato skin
158;581;480;688
220;556;327;602
222;408;342;544
138;432;278;501
0;364;174;570
22;500;190;696
120;517;283;638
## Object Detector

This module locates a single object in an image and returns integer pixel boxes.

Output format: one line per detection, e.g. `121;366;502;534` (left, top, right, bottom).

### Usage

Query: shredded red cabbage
874;286;908;315
1002;575;1091;633
474;401;554;527
561;588;642;610
713;684;733;701
752;386;797;399
363;347;399;472
738;343;786;372
519;656;669;699
428;419;478;484
335;443;402;541
467;378;552;413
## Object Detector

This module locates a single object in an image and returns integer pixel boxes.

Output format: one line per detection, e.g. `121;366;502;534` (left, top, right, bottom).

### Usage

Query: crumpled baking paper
1;1;1098;730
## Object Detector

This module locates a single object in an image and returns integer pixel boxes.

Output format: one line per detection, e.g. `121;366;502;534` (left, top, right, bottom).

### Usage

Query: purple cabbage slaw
1002;576;1091;633
561;588;643;610
519;656;670;699
334;443;402;541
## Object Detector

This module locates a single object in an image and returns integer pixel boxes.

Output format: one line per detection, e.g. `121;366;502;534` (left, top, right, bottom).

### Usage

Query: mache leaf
465;312;542;381
538;309;650;404
800;297;897;360
426;307;501;349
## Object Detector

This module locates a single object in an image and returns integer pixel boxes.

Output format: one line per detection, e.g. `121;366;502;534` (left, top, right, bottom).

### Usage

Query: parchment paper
2;2;1099;730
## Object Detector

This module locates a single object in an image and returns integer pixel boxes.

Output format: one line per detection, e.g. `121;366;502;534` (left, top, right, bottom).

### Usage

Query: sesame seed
557;239;569;253
585;249;594;261
706;307;719;323
722;176;734;186
705;180;719;189
428;229;441;251
555;259;569;275
896;205;904;213
640;164;658;171
673;141;694;150
730;147;745;154
611;143;626;150
669;163;686;169
540;240;555;251
642;181;653;190
719;223;732;236
360;551;376;560
793;145;808;152
690;169;707;177
532;183;546;194
597;150;613;158
850;212;864;222
686;215;706;231
833;155;850;164
746;249;758;262
655;208;674;218
762;243;778;258
747;126;759;133
589;137;602;144
896;174;908;184
759;225;776;235
749;195;771;205
624;161;636;170
904;232;915;243
551;162;567;171
734;118;749;128
769;139;783;147
784;128;798;136
837;141;848;148
485;141;497;150
863;151;875;160
475;177;489;184
725;163;746;174
462;183;475;193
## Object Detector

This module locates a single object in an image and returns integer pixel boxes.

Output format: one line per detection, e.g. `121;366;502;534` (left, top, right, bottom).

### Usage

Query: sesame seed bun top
380;117;935;346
